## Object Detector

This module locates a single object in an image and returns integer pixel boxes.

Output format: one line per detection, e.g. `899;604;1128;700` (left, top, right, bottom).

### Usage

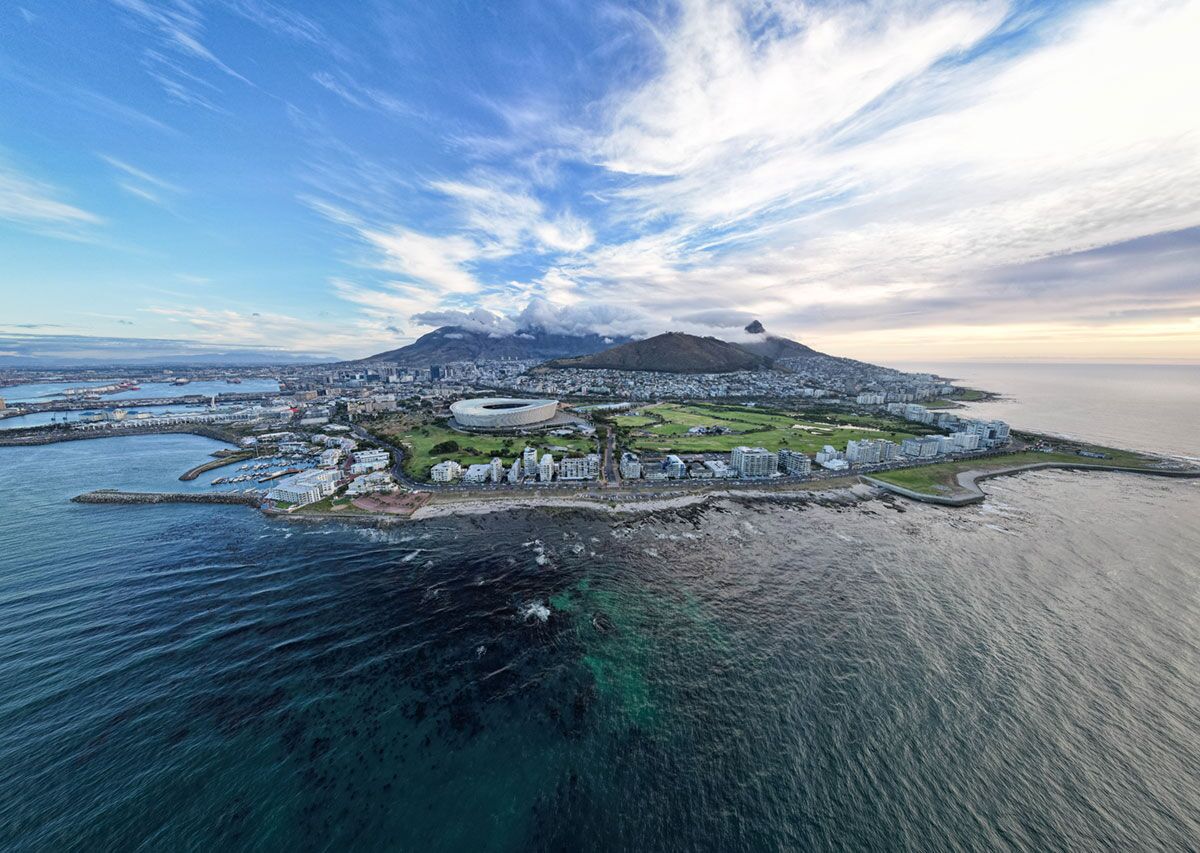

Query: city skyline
2;0;1199;363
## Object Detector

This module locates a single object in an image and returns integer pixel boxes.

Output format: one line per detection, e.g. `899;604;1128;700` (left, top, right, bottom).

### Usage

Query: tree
431;440;459;454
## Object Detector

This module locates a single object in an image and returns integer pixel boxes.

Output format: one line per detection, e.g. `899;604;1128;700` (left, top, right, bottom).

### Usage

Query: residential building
522;446;539;472
778;449;811;475
507;459;522;484
814;445;844;464
463;463;493;483
490;457;504;483
350;448;390;475
267;469;338;507
703;459;736;478
559;454;601;480
619;452;642;480
430;460;462;482
663;454;687;478
901;437;942;458
731;446;778;478
538;453;555;482
347;470;396;496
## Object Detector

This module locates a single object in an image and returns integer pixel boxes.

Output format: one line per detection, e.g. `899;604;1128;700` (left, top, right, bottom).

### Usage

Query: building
430;460;462;482
0;397;5;411
559;454;601;480
687;461;714;478
964;419;1011;448
662;454;687;479
817;457;850;471
814;445;844;464
522;446;539;473
778;449;811;475
347;470;396;496
703;459;736;478
731;446;778;478
350;448;390;475
538;453;555;482
507;459;522;484
490;457;504;483
319;448;343;468
449;397;559;429
619;452;642;480
463;463;494;484
855;392;885;405
901;437;942;458
267;469;338;507
949;431;981;451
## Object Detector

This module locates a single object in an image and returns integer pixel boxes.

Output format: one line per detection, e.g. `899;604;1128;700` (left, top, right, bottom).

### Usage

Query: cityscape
3;0;1199;849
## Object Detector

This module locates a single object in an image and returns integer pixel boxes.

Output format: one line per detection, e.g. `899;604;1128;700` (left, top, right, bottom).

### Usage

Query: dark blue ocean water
2;435;1199;851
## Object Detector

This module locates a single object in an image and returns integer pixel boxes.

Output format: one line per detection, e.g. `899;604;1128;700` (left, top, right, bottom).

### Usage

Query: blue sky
1;0;1198;362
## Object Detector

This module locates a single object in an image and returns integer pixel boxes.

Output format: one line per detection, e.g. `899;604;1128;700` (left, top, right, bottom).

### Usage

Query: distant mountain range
359;319;894;377
357;326;630;366
543;331;773;374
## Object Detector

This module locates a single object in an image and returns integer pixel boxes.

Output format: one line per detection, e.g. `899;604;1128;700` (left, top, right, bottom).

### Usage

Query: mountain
358;326;630;366
734;320;820;361
543;332;772;374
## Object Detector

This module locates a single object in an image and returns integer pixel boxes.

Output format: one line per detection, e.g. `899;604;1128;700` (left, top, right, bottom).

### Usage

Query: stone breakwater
0;424;240;447
72;489;262;506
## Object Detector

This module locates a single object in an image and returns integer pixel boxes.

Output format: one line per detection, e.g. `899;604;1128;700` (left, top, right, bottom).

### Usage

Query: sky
1;0;1198;364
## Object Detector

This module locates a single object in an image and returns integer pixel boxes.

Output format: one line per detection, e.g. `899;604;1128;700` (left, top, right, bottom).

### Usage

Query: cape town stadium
449;398;559;429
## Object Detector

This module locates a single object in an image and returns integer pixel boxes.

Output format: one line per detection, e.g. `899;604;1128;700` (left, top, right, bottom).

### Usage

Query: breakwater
0;424;240;447
72;489;261;506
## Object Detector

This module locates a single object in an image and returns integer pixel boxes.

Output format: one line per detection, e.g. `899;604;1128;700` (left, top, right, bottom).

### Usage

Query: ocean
2;367;1200;850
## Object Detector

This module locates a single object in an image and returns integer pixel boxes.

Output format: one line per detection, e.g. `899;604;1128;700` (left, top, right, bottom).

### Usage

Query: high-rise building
538;453;555;482
507;459;522;483
731;446;778;478
778;449;812;475
619;452;642;480
490;457;504;483
522;446;538;473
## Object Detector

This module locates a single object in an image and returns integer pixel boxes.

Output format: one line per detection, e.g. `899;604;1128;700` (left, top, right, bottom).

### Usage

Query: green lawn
620;403;918;455
871;445;1160;495
372;418;596;481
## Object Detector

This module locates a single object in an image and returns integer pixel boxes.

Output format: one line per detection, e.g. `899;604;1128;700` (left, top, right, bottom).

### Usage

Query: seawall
864;462;1200;507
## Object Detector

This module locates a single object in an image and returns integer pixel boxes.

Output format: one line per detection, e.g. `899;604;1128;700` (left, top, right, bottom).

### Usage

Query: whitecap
519;601;550;623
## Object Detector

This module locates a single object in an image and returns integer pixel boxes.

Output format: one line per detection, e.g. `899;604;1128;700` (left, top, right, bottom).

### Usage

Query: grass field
372;417;595;481
871;446;1160;495
613;403;918;455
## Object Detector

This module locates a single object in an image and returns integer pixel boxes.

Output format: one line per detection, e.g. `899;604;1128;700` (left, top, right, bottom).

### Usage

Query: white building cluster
430;446;601;484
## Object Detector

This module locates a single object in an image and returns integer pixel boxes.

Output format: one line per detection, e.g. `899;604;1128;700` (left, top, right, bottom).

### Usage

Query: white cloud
0;160;101;231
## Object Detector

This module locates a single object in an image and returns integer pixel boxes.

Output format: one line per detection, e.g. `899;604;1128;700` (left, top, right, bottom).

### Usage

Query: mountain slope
734;320;820;361
358;326;628;366
543;332;772;374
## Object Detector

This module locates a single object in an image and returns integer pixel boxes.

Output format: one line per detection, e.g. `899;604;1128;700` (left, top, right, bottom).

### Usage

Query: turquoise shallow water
1;434;1199;850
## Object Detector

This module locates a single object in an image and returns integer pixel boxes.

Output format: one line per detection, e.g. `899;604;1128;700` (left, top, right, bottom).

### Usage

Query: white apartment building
347;470;396;496
619;452;642;480
538;453;555;482
522;446;539;472
266;469;338;506
559;454;601;481
490;457;504;483
731;446;778;478
778;449;812;475
430;460;462;482
463;463;493;484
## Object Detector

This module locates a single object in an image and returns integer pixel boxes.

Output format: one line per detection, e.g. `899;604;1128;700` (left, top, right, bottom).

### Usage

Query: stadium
449;397;559;430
